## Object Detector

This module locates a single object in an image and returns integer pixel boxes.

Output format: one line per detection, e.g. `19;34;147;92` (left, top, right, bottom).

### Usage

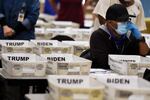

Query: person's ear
106;20;121;39
106;20;117;29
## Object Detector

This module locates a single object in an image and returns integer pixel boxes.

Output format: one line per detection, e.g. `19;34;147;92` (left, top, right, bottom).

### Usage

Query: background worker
93;0;146;32
49;0;91;28
0;0;40;40
90;4;150;69
44;0;60;16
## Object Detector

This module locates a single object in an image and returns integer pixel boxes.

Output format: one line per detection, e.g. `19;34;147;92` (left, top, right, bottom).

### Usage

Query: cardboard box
108;55;150;76
95;75;150;100
41;54;92;75
47;75;105;100
62;41;89;56
30;40;72;54
1;53;47;77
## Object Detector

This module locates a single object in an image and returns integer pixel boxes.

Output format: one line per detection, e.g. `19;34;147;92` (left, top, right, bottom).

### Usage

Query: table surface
25;94;52;100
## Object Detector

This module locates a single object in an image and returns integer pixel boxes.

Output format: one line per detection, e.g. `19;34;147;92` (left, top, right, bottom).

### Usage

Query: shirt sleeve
0;0;4;16
93;0;109;18
0;0;3;13
22;0;40;30
0;0;6;26
90;29;111;69
135;0;147;31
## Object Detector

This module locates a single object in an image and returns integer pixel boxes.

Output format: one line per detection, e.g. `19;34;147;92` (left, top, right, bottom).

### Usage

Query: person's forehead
110;20;128;23
120;0;131;2
124;0;131;1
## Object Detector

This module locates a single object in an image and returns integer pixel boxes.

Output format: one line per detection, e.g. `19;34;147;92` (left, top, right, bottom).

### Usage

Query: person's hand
139;37;150;56
3;25;15;37
139;41;150;56
127;21;142;39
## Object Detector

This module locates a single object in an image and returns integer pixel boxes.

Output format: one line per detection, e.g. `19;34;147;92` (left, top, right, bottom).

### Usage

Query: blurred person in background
93;0;146;32
90;4;150;69
49;0;91;28
39;0;45;13
44;0;60;16
0;0;40;40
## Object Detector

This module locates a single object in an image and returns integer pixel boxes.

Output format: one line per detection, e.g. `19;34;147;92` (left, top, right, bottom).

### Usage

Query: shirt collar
100;25;111;39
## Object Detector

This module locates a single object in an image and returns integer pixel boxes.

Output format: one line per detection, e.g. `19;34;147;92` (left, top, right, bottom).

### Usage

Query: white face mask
116;22;128;35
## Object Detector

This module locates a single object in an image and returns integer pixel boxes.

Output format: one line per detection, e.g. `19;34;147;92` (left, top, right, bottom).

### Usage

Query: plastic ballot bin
62;41;89;56
45;28;92;41
0;40;33;54
1;53;47;77
41;54;92;75
35;28;53;40
47;75;105;100
70;28;92;41
30;40;72;54
94;75;150;100
46;28;82;41
51;21;80;28
108;54;150;76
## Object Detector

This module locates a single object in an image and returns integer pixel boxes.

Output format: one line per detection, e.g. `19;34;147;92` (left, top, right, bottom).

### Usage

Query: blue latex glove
127;22;142;39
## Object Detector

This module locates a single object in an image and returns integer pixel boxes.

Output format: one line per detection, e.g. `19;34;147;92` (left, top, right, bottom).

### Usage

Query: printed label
97;76;138;87
57;78;83;85
6;42;24;46
37;42;53;46
8;56;29;61
47;57;66;61
107;78;130;84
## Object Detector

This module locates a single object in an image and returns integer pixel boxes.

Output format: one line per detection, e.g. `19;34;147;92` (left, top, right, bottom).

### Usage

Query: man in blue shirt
0;0;40;40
